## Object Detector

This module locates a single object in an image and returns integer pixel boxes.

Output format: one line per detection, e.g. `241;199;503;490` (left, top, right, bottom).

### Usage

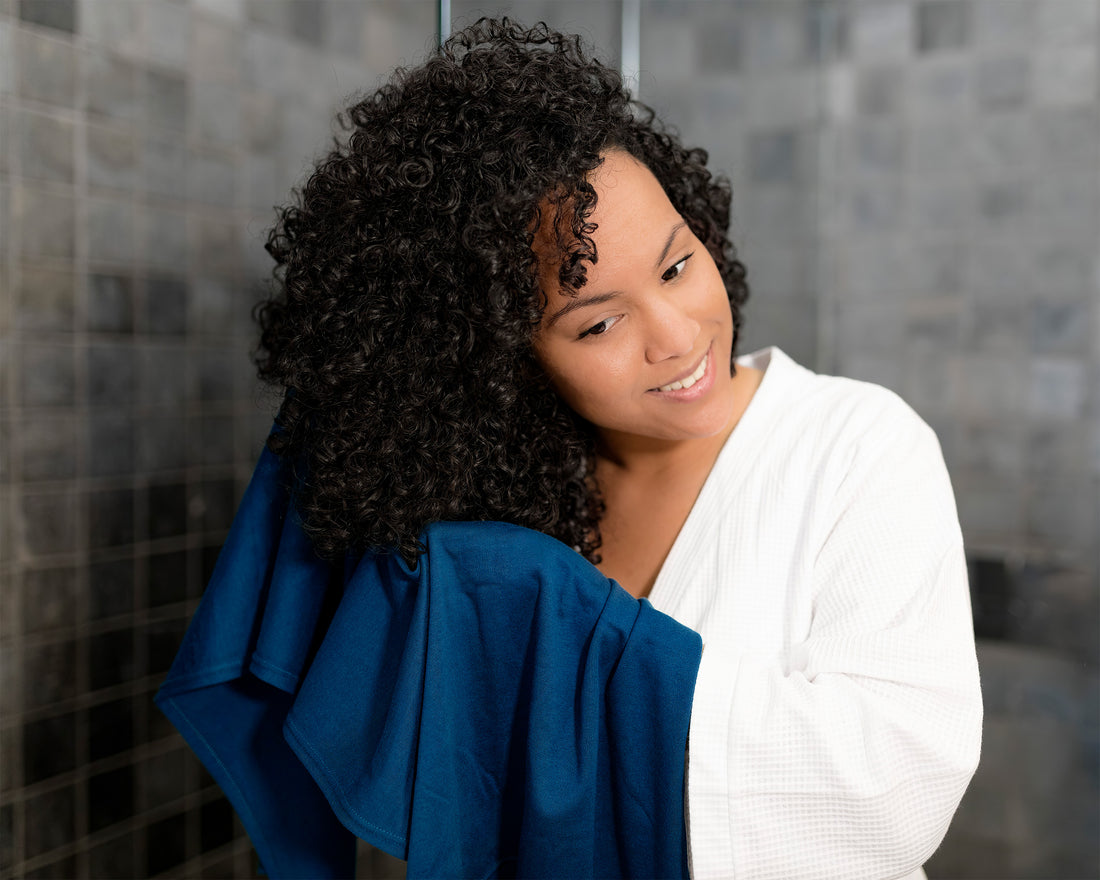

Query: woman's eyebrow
546;291;621;327
655;221;688;270
545;220;689;328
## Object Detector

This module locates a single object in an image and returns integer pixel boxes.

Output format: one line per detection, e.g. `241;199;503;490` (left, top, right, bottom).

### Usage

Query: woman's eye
578;316;618;339
662;252;694;282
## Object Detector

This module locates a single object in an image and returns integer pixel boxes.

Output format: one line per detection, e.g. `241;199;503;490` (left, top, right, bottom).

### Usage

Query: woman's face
532;150;738;448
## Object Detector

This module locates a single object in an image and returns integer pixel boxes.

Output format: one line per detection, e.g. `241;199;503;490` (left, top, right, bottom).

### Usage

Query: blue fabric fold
156;445;702;879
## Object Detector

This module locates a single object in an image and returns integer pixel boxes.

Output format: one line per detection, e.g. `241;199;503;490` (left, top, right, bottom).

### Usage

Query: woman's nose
643;295;700;363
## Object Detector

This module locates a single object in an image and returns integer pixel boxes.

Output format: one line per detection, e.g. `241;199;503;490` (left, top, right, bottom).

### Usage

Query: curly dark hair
255;18;749;563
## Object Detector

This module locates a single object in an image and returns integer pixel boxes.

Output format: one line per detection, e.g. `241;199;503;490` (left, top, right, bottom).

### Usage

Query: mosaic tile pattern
0;1;435;877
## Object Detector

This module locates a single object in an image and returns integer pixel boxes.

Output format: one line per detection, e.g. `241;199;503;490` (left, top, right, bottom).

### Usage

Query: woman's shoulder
729;347;945;493
745;346;935;449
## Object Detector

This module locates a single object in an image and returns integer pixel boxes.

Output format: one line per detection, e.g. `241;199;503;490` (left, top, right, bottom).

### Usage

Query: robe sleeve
686;399;982;880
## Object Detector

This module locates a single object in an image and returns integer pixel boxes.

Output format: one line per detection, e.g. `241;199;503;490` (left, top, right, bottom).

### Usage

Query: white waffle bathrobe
649;347;982;880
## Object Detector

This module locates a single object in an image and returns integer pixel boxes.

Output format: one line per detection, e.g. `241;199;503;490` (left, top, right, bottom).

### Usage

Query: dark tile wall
0;1;435;878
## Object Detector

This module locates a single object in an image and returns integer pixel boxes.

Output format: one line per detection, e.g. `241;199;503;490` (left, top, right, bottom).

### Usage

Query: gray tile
1033;172;1100;229
78;0;142;55
192;11;242;83
1026;480;1096;555
22;565;76;632
193;80;241;146
908;118;974;172
140;346;189;407
855;66;905;115
835;300;906;352
1034;46;1099;106
973;112;1037;168
973;0;1035;47
1034;237;1098;298
194;414;234;466
16;185;75;261
1029;423;1089;476
850;0;913;61
956;352;1027;418
243;87;281;153
320;0;365;58
954;475;1023;537
847;120;906;171
971;301;1027;352
243;27;295;95
21;489;77;556
0;419;11;483
805;0;848;64
18;107;74;183
193;0;246;22
19;0;75;33
145;0;189;70
909;57;972;117
144;69;187;131
87;121;137;191
1032;302;1091;355
906;175;974;231
17;25;76;106
86;50;137;120
1029;356;1087;422
0;182;8;264
958;421;1025;476
0;644;19;717
146;277;188;335
87;273;133;333
847;177;904;231
976;55;1031;111
86;413;135;478
17;264;74;332
87;195;134;264
87;343;134;405
21;413;78;481
288;0;324;48
0;21;14;97
20;342;75;407
1037;0;1100;47
697;18;741;73
87;485;134;546
138;413;187;471
190;276;235;335
192;216;242;275
905;295;966;348
916;0;971;52
142;206;189;272
143;130;187;199
740;3;807;71
977;178;1032;228
187;149;236;208
748;129;801;183
197;349;235;402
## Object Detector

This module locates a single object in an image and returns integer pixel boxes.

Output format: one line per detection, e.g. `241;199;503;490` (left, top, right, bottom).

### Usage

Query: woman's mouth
651;349;710;393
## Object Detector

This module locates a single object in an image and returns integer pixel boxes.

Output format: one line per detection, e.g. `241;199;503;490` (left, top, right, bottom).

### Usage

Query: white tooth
681;374;697;389
668;380;683;391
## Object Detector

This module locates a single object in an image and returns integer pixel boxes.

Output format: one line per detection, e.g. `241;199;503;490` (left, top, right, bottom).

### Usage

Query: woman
253;18;981;878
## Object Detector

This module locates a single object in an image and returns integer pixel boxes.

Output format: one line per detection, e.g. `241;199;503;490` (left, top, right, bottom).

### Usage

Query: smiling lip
647;346;714;399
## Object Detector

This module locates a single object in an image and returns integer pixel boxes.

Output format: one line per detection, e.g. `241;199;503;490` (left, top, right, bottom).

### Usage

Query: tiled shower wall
0;1;434;876
2;0;1098;878
642;1;1099;876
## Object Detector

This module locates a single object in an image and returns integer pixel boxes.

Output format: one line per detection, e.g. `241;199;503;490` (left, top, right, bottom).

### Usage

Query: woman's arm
687;400;982;880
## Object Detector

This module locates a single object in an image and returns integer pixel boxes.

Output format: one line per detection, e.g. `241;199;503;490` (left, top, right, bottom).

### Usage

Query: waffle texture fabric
155;445;702;879
648;347;983;880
